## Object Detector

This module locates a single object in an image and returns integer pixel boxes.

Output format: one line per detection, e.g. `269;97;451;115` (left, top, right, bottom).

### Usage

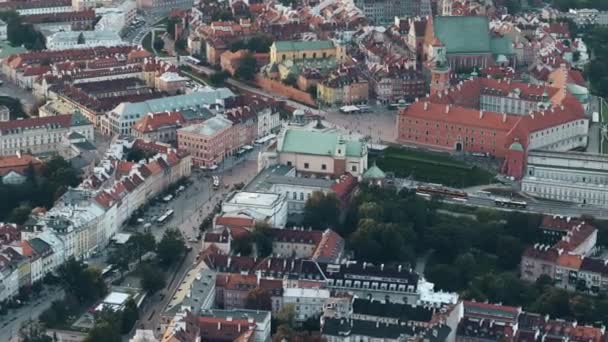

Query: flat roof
104;292;129;305
226;191;281;207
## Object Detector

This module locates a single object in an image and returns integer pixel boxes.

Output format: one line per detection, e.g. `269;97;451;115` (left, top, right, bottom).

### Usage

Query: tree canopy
235;53;258;81
157;229;186;266
303;191;340;229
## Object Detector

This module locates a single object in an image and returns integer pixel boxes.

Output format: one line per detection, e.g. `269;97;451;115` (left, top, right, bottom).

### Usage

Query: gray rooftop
112;88;234;118
178;116;233;136
199;308;270;323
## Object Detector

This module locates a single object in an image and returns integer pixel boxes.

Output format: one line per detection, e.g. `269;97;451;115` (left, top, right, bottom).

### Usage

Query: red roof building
397;77;587;179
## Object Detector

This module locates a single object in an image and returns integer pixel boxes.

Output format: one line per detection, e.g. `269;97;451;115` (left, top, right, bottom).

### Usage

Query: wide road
4;287;64;339
401;179;608;219
139;146;262;336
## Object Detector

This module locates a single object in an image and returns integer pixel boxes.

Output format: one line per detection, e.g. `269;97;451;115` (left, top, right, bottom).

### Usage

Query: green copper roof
490;36;514;56
362;164;386;179
509;141;524;151
434;16;491;54
279;129;365;158
273;40;334;52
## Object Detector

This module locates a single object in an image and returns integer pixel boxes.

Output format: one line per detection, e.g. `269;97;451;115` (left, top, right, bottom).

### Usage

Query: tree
505;0;522;14
166;17;180;39
157;229;186;266
139;263;166;294
349;219;415;264
58;258;106;304
77;32;85;45
303;191;340;229
19;320;52;342
235;54;258;81
121;298;139;334
275;304;296;329
175;39;187;52
245;288;272;311
86;308;122;342
129;232;157;261
232;236;253;256
9;204;32;224
153;37;165;52
209;71;229;87
252;223;273;258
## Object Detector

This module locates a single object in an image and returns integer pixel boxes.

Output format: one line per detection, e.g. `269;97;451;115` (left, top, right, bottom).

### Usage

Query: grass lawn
374;147;496;188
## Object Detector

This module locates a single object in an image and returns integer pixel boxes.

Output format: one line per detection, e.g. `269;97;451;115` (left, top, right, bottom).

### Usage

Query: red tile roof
132;111;185;134
198;316;256;342
0;115;72;134
215;215;256;229
0;154;42;176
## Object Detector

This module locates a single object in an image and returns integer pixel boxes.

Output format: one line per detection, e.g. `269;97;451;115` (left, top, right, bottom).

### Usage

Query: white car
163;194;173;202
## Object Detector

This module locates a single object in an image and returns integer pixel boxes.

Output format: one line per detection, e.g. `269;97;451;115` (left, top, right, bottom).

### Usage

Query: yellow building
270;40;346;64
317;70;369;105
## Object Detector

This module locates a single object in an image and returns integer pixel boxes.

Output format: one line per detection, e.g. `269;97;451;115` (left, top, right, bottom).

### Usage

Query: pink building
177;116;236;167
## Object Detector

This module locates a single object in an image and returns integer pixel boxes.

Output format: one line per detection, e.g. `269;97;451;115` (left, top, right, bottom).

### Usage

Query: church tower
429;42;451;96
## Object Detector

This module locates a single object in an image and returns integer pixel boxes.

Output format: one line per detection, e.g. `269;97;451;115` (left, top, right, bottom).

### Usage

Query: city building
136;0;194;16
104;88;234;135
423;16;515;69
198;309;271;342
396;77;588;179
522;150;608;207
132;111;186;144
45;30;125;50
322;318;451;342
0;113;94;157
269;40;346;65
275;128;368;177
317;67;369;105
283;287;330;322
0;153;42;185
177;116;236;168
353;0;431;25
221;191;288;228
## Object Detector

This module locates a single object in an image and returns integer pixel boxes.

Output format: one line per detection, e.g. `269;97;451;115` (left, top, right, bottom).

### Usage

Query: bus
493;197;527;209
416;185;468;199
157;209;174;224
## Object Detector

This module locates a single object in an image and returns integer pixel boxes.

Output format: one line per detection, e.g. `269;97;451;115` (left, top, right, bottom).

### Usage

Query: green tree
232;236;253;256
58;258;106;304
245;288;272;311
19;320;52;342
235;53;258;81
139;263;166;294
153;37;165;52
252;223;273;258
175;39;187;52
303;191;340;229
121;298;139;334
157;229;186;266
166;17;180;39
77;32;85;45
86;308;122;342
505;0;522;14
208;71;229;87
9;204;32;224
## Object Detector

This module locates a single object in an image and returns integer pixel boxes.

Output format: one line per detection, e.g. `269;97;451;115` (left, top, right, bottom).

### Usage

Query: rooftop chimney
479;110;484;119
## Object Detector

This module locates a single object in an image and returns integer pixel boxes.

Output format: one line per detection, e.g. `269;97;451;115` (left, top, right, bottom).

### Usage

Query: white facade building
46;31;125;50
522;150;608;207
0;113;94;157
283;287;330;322
104;88;234;135
256;108;281;138
222;191;288;228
